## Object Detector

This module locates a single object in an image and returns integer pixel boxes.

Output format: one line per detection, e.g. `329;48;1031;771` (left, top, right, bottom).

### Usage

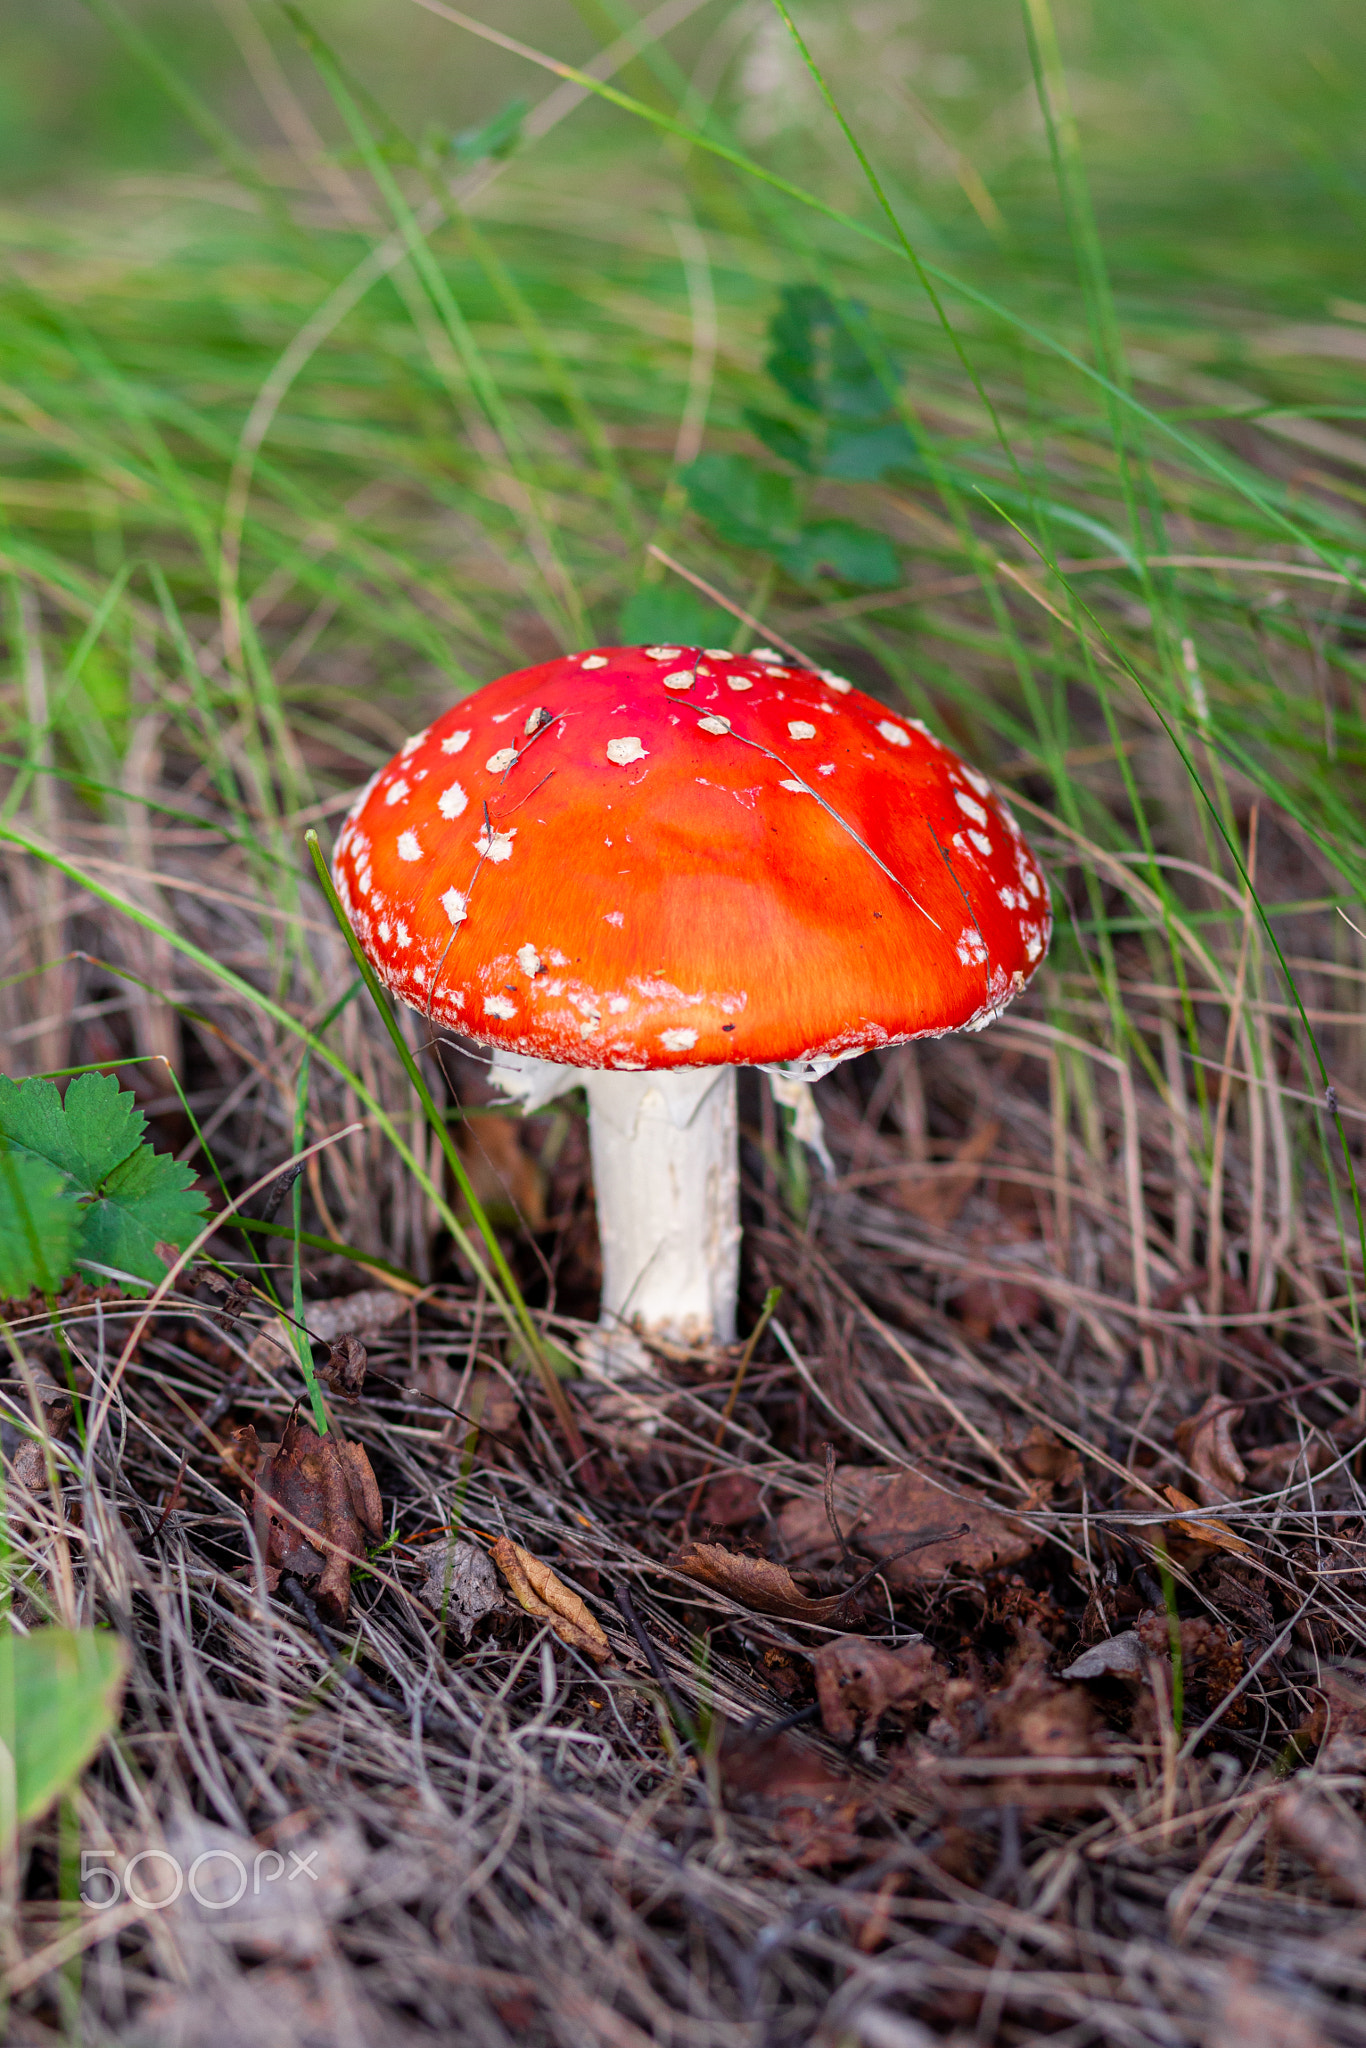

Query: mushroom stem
583;1067;740;1351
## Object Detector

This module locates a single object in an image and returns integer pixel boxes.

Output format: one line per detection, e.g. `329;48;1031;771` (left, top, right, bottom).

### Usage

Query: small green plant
0;1073;208;1299
680;286;914;593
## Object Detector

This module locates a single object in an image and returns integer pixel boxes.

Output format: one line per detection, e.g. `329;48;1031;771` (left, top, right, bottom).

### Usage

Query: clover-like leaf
0;1142;83;1299
0;1072;145;1187
0;1073;208;1292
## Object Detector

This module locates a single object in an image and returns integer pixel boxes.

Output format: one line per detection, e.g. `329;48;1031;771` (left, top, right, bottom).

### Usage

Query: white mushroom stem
584;1068;739;1349
487;1053;740;1355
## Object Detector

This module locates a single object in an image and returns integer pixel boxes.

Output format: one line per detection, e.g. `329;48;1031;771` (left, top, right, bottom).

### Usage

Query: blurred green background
1;0;1363;889
5;0;1364;295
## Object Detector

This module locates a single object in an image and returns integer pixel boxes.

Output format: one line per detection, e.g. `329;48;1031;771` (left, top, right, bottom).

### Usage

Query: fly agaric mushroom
332;645;1049;1363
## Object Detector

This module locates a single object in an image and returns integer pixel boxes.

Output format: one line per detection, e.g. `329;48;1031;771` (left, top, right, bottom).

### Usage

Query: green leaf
767;284;836;413
80;1137;208;1287
822;422;918;480
453;95;528;167
0;1073;208;1292
0;1071;145;1188
767;285;890;424
0;1142;83;1298
619;584;735;649
0;1627;129;1839
743;407;816;472
681;454;800;551
776;520;901;588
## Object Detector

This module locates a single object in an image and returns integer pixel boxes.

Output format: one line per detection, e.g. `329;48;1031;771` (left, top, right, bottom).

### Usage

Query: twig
682;1286;781;1528
613;1580;697;1749
823;1441;859;1575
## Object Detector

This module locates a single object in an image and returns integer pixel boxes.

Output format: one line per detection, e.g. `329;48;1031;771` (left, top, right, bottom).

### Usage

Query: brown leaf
955;1271;1044;1343
466;1371;522;1441
719;1725;871;1869
1176;1396;1247;1506
1207;1965;1333;2048
320;1332;367;1401
489;1536;611;1662
203;1271;254;1332
668;1541;855;1625
234;1414;384;1622
1163;1485;1255;1557
905;1656;1108;1819
419;1539;505;1642
5;1396;72;1494
814;1636;945;1744
1200;1557;1275;1647
700;1470;763;1529
1300;1669;1366;1769
1016;1423;1082;1491
776;1468;1041;1589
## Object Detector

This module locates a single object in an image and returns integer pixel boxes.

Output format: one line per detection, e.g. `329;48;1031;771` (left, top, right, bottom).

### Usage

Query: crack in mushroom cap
331;646;1051;1068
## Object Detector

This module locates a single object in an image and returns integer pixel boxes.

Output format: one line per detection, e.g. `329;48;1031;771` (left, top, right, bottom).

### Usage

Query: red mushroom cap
332;645;1050;1070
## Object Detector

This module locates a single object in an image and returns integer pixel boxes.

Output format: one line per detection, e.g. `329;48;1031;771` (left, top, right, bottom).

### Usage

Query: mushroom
332;644;1049;1366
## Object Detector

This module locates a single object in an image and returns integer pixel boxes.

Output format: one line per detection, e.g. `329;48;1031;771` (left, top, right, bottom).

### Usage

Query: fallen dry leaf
419;1538;505;1641
954;1219;1045;1340
1296;1669;1366;1770
776;1468;1041;1589
202;1269;253;1332
1061;1631;1145;1683
465;1371;523;1442
320;1332;367;1400
700;1469;764;1529
1163;1485;1255;1557
165;1814;365;1958
490;1536;611;1662
1015;1422;1082;1491
719;1725;872;1869
1207;1966;1333;2048
955;1271;1044;1342
1201;1556;1275;1648
5;1395;72;1493
893;1118;999;1225
668;1541;856;1625
1176;1396;1247;1506
233;1413;383;1622
814;1636;945;1744
905;1643;1110;1819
